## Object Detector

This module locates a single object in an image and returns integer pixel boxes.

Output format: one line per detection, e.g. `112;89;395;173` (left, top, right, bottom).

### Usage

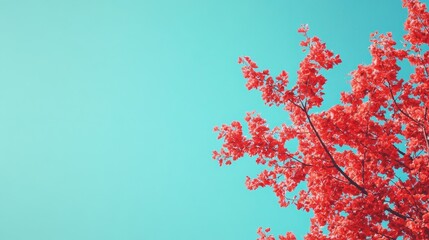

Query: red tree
213;1;429;239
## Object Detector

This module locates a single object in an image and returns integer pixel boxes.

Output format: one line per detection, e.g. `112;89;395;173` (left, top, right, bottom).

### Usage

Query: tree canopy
213;0;429;239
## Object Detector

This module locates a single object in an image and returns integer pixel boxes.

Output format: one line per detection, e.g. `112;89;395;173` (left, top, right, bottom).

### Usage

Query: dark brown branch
385;80;428;157
394;145;407;156
386;207;407;220
300;101;413;220
302;103;368;195
385;81;420;125
394;176;427;216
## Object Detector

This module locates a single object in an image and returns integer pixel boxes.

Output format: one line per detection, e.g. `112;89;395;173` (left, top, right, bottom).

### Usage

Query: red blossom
213;0;429;239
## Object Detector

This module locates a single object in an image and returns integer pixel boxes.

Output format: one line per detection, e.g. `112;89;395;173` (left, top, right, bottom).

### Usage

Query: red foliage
213;0;429;239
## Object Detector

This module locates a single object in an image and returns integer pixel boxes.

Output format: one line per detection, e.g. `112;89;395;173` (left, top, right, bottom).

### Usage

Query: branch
386;207;407;220
301;102;412;220
394;176;427;216
385;81;420;125
394;145;407;156
302;103;368;195
386;80;428;156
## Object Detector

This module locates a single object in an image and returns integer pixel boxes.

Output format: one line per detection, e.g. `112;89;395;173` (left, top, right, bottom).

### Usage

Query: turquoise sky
0;1;423;239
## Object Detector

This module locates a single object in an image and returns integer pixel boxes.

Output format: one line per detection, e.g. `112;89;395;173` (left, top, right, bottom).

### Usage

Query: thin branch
302;102;368;195
394;145;407;156
385;81;420;125
301;101;413;220
386;207;408;220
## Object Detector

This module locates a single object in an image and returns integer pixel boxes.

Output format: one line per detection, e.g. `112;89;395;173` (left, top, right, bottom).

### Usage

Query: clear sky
0;0;424;239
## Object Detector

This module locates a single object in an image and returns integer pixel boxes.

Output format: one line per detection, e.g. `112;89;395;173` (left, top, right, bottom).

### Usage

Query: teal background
0;0;422;239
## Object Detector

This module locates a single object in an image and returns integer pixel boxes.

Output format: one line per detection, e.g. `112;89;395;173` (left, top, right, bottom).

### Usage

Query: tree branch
301;101;413;220
302;103;368;195
386;207;407;220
